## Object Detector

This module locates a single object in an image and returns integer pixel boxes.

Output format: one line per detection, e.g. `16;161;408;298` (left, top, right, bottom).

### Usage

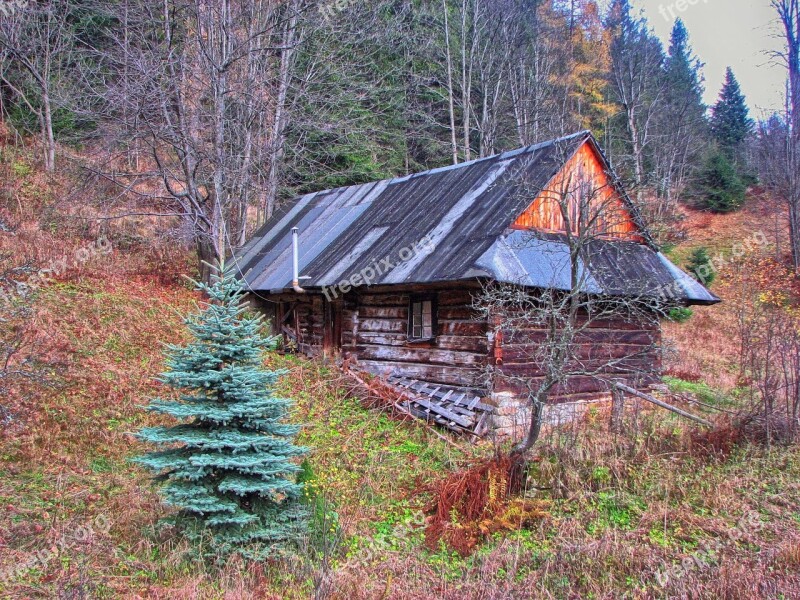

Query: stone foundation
490;391;614;442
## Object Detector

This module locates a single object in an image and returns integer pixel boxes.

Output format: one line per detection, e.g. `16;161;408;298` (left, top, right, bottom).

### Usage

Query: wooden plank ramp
387;375;494;437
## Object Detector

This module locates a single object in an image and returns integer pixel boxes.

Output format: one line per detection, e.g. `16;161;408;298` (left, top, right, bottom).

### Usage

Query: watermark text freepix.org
655;230;768;303
659;0;711;21
0;513;112;584
318;0;357;23
322;234;435;301
655;510;762;587
0;235;113;306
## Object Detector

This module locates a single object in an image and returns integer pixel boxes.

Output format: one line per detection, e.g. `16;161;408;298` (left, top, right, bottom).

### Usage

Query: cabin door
322;298;343;355
276;302;300;350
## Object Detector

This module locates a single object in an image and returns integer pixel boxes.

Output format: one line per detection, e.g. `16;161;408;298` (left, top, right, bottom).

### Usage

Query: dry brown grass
2;143;800;598
663;190;793;394
423;453;549;556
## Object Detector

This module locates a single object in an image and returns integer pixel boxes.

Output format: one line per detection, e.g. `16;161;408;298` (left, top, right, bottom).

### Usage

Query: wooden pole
610;383;625;433
613;382;713;428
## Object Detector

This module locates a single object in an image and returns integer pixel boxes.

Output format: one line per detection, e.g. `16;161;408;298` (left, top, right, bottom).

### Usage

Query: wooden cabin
234;132;718;439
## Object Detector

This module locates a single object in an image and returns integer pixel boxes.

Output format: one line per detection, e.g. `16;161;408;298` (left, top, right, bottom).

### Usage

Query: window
409;296;436;340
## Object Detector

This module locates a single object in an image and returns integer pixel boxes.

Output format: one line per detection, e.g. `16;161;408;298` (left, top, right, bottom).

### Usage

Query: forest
1;0;800;598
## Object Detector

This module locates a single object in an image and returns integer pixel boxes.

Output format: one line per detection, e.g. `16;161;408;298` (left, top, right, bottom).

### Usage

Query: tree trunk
790;200;800;271
263;0;299;224
611;384;625;433
196;236;219;284
41;86;55;172
627;108;645;205
442;0;459;165
512;397;545;456
460;0;472;162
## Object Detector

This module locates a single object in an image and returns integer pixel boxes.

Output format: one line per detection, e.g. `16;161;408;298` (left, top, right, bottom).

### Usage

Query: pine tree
135;263;307;557
665;19;705;120
711;68;754;158
657;19;708;201
686;246;716;285
694;148;746;213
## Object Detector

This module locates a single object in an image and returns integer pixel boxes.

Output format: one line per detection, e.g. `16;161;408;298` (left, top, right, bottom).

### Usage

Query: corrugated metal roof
233;131;719;305
477;231;719;303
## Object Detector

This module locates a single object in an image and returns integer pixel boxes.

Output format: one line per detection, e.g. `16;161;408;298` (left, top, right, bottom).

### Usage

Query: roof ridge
313;130;593;197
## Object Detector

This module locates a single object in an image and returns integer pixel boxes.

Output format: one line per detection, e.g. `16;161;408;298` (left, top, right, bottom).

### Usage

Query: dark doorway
322;298;343;355
275;302;300;351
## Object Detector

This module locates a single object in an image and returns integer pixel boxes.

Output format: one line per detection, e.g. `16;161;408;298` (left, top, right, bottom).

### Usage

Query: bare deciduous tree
607;0;665;207
87;0;306;281
727;255;800;445
0;0;74;172
765;0;800;271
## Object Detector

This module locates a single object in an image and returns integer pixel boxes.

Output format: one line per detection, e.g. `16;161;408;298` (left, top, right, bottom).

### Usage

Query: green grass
663;375;736;407
278;354;470;527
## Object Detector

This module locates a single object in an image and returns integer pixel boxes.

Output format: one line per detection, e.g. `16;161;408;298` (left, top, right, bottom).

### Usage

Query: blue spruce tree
135;262;307;556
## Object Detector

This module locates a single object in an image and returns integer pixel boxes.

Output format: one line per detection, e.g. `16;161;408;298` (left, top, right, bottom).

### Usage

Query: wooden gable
512;140;642;240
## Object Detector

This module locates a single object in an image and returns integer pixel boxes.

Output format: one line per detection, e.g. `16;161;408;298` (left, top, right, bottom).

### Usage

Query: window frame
407;294;438;342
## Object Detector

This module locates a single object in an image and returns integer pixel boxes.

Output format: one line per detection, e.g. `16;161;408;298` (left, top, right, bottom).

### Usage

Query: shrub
667;307;694;323
11;161;32;179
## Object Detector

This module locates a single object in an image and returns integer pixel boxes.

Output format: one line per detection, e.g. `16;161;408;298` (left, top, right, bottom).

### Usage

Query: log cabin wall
252;286;492;391
348;287;491;390
250;293;324;356
253;289;663;409
492;310;662;402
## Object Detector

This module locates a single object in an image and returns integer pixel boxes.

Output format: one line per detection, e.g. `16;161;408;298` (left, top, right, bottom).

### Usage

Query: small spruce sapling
135;261;307;557
686;247;716;286
694;149;747;213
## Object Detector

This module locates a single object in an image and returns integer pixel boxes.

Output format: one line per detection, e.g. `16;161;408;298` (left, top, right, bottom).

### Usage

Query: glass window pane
410;300;435;338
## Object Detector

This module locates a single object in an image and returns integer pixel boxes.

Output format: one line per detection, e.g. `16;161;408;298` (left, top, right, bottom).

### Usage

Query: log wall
352;288;490;389
493;311;662;401
255;289;664;406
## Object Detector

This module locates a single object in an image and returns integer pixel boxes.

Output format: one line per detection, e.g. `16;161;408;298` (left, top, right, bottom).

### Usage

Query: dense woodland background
1;0;796;270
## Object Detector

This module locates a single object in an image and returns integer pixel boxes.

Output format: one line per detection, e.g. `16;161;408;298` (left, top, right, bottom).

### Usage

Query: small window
409;296;436;340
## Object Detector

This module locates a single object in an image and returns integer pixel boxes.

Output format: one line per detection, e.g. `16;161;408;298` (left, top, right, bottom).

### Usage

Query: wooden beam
614;382;713;428
409;396;474;428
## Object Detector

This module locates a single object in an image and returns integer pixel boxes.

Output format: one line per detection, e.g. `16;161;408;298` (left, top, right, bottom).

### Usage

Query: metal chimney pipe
291;227;306;294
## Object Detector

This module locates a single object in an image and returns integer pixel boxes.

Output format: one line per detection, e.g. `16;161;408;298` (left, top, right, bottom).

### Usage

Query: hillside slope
1;150;799;598
663;191;790;392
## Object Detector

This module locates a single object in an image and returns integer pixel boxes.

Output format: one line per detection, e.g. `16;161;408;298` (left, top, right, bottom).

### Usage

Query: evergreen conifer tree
135;263;307;556
664;19;706;124
657;19;708;200
694;148;746;213
686;246;716;285
711;68;754;158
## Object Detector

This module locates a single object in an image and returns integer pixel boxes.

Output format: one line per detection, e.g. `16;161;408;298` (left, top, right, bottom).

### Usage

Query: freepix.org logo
658;0;711;21
321;234;435;301
318;0;356;23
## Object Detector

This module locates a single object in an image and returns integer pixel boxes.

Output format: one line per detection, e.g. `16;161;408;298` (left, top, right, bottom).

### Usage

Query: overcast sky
627;0;788;119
